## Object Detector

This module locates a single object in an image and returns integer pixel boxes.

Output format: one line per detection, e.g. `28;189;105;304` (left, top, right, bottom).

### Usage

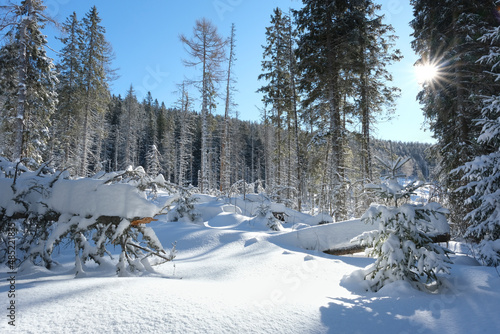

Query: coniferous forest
1;1;500;269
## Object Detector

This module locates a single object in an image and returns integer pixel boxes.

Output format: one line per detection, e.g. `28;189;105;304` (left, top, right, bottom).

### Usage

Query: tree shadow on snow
320;268;500;334
320;295;430;334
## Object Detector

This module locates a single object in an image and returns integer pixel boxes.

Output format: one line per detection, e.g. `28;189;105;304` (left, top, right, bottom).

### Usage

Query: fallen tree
0;157;177;276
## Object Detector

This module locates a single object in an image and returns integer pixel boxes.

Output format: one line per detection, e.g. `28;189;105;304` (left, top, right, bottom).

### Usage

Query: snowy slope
1;197;500;333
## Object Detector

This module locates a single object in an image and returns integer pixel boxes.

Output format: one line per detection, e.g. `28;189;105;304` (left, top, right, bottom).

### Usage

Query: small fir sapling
355;156;452;292
254;200;283;231
171;186;200;223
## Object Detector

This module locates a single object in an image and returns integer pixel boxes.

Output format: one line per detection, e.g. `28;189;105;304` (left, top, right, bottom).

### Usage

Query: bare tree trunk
288;18;301;211
327;32;342;220
80;99;90;176
220;24;236;194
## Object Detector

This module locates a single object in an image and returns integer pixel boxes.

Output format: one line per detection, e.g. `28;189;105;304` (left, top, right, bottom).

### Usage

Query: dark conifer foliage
410;0;500;232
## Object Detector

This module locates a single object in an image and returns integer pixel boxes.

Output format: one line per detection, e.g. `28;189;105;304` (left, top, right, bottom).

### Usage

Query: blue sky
43;0;434;143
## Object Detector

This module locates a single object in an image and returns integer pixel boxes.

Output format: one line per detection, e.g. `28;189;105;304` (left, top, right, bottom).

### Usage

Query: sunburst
414;62;439;85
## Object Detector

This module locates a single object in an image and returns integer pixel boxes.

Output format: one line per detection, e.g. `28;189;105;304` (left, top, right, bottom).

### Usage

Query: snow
271;218;375;251
48;178;162;219
1;194;500;333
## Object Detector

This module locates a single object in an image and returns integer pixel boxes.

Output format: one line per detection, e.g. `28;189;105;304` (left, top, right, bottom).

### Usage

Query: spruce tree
146;144;162;177
356;157;452;292
294;0;358;220
0;0;58;164
353;1;401;188
410;0;499;235
157;102;176;181
120;85;143;169
0;36;18;160
79;6;113;176
175;83;194;187
258;8;295;193
54;12;84;171
139;91;157;169
457;23;500;266
105;94;123;172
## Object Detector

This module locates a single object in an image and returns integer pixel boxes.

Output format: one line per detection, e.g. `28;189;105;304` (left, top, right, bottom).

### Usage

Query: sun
414;63;438;85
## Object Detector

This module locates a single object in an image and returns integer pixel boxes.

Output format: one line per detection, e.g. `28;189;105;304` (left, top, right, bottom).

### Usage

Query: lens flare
414;63;438;85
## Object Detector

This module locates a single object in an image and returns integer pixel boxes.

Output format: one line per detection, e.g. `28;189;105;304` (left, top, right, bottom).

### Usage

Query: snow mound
205;212;248;228
270;219;376;251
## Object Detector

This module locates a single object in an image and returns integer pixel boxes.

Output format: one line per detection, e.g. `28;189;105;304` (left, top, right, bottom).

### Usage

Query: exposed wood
323;233;451;256
130;217;158;226
323;245;365;256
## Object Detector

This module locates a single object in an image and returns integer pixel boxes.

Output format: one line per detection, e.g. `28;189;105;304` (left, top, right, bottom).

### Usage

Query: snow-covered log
0;159;176;275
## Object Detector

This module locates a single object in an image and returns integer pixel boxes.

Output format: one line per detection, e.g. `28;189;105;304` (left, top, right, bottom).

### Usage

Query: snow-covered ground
1;195;500;333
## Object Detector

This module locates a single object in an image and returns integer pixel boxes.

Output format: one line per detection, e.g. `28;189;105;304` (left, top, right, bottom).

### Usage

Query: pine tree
0;0;58;164
180;18;227;192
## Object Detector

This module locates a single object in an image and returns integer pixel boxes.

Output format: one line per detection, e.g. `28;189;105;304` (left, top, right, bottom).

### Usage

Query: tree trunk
14;18;29;162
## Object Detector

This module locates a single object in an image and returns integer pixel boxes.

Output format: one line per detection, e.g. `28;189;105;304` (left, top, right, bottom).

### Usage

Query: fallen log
323;245;365;256
323;233;451;256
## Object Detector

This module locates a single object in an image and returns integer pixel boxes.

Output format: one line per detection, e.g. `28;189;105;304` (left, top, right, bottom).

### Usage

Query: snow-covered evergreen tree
254;201;283;231
120;85;143;169
0;0;58;165
170;186;199;223
456;23;500;266
53;11;84;171
410;0;499;235
79;6;113;176
146;144;162;177
139;91;158;169
174;83;194;187
356;157;451;292
258;8;295;193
